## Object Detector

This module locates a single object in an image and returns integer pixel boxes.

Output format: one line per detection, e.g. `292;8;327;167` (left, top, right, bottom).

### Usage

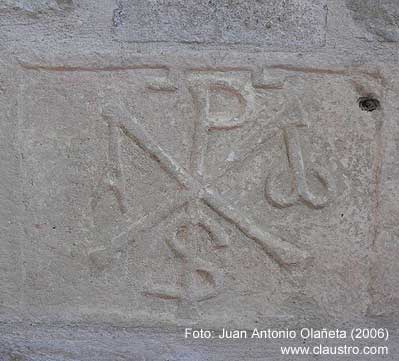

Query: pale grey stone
0;0;73;14
346;0;399;42
0;0;399;360
114;0;328;49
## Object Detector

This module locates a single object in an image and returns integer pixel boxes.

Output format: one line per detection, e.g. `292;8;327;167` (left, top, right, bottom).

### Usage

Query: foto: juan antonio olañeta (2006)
185;328;348;340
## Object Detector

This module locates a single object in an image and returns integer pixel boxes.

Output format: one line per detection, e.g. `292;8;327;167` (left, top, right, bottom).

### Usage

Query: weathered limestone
0;0;399;360
113;0;328;49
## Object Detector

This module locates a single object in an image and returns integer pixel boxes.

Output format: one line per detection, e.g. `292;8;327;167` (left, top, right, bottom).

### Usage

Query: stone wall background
0;0;399;360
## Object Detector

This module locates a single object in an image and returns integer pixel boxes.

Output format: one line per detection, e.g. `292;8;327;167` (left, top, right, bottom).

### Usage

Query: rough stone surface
346;0;399;42
114;0;328;48
0;0;399;360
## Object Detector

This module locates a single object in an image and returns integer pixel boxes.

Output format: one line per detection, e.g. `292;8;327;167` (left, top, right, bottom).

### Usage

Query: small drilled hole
358;97;380;112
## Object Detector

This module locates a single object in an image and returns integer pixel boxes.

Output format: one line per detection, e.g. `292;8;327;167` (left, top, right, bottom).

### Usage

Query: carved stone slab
1;1;399;358
4;59;386;329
